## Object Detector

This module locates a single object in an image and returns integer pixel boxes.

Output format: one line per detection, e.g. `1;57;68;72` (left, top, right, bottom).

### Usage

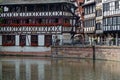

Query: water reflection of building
0;58;50;80
1;58;120;80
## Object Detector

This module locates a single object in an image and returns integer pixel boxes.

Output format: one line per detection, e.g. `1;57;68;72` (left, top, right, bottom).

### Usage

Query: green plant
111;38;115;41
0;8;3;24
0;8;2;13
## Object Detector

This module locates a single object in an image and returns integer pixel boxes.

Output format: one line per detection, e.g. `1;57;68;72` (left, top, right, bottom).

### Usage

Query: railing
0;11;72;17
0;23;71;27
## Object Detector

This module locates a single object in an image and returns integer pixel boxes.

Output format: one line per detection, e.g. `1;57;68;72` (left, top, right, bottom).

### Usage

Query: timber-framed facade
0;0;78;52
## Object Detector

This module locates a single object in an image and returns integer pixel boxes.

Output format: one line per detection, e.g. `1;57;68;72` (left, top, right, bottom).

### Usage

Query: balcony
83;0;95;6
103;25;120;31
84;13;95;19
0;23;72;27
96;30;103;34
0;11;72;18
96;16;103;21
84;27;95;33
104;10;120;17
96;3;102;10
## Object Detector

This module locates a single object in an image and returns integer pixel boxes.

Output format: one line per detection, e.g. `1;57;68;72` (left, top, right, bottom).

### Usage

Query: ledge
95;45;120;49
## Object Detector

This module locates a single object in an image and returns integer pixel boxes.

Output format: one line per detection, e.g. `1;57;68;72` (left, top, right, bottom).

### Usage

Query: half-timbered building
103;0;120;46
0;0;78;52
83;0;96;45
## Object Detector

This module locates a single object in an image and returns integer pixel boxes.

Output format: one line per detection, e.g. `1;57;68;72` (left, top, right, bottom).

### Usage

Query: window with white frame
109;2;115;11
113;17;117;25
84;19;95;27
115;1;119;9
103;3;110;11
84;5;95;15
117;17;120;25
103;17;120;26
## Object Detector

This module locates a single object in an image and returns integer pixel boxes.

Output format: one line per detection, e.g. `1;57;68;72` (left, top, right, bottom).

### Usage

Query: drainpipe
116;33;118;46
93;45;95;60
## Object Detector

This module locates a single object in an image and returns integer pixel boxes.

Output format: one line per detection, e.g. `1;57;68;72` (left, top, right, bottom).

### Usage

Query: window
45;35;52;47
113;17;117;25
49;4;57;11
20;35;26;46
96;9;102;17
107;17;112;26
84;8;87;15
2;35;15;46
3;19;10;24
38;19;42;24
96;0;102;3
86;0;90;1
115;1;119;9
103;17;120;26
103;3;110;11
0;18;3;24
31;35;38;46
117;17;120;25
12;19;20;24
103;18;107;26
96;23;101;30
27;5;34;12
84;19;95;27
24;19;32;24
90;6;93;14
84;5;95;15
64;18;70;23
49;18;59;23
109;2;115;11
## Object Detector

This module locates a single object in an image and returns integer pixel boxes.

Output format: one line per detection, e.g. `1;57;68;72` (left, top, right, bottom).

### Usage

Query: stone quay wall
51;46;93;59
51;46;120;61
96;46;120;61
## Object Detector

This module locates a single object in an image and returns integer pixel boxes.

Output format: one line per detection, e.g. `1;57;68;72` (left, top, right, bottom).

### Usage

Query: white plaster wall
38;35;44;46
16;35;19;46
0;35;2;45
85;0;95;4
59;35;63;45
62;33;72;44
0;46;51;52
84;13;95;19
26;35;31;46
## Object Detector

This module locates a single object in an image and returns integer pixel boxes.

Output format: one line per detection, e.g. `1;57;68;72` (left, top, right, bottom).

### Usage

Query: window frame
31;35;38;46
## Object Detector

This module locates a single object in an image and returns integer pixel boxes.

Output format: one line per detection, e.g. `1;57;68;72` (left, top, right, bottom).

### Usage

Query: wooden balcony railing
0;23;72;27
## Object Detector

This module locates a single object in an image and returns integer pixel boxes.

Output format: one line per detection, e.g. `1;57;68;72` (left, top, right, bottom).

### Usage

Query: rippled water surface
0;56;120;80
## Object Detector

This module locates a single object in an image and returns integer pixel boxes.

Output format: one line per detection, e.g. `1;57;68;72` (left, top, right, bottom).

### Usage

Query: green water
0;57;120;80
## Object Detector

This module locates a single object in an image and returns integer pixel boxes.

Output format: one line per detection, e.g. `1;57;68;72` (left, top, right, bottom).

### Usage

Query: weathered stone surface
51;46;120;61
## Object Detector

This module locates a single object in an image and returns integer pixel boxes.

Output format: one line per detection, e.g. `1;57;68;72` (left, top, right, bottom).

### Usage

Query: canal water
0;57;120;80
